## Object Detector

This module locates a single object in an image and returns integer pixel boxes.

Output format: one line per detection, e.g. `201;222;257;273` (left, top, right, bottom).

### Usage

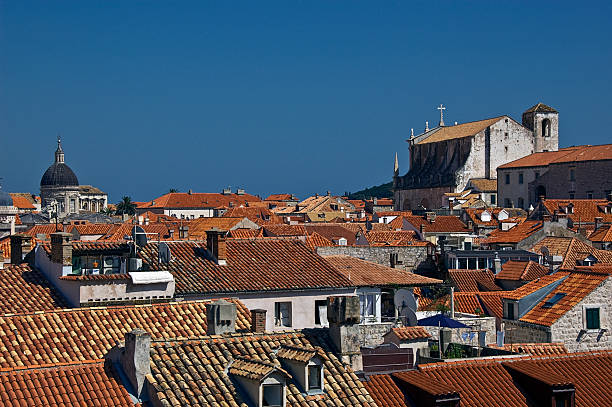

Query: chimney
425;212;436;223
188;189;193;195
608;192;612;202
50;232;72;266
594;217;603;231
251;309;267;333
168;229;175;239
236;188;245;195
425;121;429;132
327;295;361;371
419;224;425;234
542;214;552;222
138;215;143;225
206;228;227;265
10;234;32;265
178;226;189;239
206;299;237;335
494;253;502;274
122;213;130;222
467;220;474;230
121;329;151;400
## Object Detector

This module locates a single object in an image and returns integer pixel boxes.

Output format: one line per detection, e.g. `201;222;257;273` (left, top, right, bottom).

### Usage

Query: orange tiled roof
530;236;612;269
448;269;502;292
0;299;251;369
304;224;359;245
416;116;505;144
366;350;612;407
498;147;582;169
323;256;441;287
389;326;431;341
477;292;505;319
265;193;297;201
138;239;354;295
468;178;497;192
8;194;35;209
304;231;335;250
484;221;542;244
138;192;261;209
519;270;609;327
540;199;612;223
149;331;377;407
502;272;569;300
222;206;284;225
589;225;612;242
0;360;135;406
488;342;568;356
495;260;549;281
227;228;263;239
0;264;70;314
263;224;307;236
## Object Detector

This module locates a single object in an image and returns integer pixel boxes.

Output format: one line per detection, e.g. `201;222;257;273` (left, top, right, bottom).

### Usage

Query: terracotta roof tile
227;228;263;238
0;360;134;406
149;331;377;406
324;256;441;287
484;221;543;244
138;239;353;295
0;264;70;314
263;224;307;236
495;260;549;281
416;116;505;144
138;192;261;209
502;272;569;300
519;270;609;326
0;299;250;369
488;342;568;356
365;230;419;246
498;147;582;169
448;269;502;292
530;236;612;269
404;215;471;234
589;225;612;242
389;327;431;341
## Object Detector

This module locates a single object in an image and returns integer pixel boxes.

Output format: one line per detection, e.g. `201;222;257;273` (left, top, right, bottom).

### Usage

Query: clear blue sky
1;1;611;202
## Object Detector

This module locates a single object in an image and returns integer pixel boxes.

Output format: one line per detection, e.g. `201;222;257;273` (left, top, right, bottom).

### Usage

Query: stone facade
359;322;394;347
529;159;612;202
394;104;559;210
503;278;611;352
316;245;434;273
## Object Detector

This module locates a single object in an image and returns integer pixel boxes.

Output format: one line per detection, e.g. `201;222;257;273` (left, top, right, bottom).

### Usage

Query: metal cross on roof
437;104;446;126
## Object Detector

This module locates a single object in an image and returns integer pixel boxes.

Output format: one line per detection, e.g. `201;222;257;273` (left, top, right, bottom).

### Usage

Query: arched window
542;119;551;137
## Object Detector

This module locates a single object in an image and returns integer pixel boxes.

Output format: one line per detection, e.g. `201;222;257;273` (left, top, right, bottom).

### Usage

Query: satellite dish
132;225;148;247
158;242;171;264
394;289;417;311
399;307;418;326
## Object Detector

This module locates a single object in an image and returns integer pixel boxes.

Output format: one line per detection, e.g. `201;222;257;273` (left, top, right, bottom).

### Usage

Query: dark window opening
308;365;322;390
586;308;600;330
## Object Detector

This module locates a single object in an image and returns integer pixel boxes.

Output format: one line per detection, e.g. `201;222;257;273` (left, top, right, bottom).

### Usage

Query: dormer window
228;357;289;407
262;384;283;407
276;345;324;395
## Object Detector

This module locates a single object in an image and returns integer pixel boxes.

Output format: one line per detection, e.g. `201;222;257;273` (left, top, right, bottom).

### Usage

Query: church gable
415;116;506;145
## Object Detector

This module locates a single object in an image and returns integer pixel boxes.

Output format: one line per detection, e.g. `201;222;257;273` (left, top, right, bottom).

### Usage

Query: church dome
40;138;79;187
40;163;79;187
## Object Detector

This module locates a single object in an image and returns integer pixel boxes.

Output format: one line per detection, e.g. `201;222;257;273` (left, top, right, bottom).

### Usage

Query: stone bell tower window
542;119;551;137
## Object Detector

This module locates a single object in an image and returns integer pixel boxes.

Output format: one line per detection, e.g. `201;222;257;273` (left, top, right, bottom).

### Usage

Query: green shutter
586;308;600;330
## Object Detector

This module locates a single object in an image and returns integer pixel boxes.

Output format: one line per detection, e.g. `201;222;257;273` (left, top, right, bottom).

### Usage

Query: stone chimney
206;299;236;335
10;234;32;265
594;217;603;231
251;309;267;333
50;232;72;265
121;329;151;400
494;253;502;274
327;295;361;371
206;228;227;265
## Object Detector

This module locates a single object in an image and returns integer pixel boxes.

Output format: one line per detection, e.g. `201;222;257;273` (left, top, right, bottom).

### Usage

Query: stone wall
316;245;434;273
359;322;394;347
422;315;496;346
551;277;611;352
394;186;454;211
503;319;550;344
530;160;612;201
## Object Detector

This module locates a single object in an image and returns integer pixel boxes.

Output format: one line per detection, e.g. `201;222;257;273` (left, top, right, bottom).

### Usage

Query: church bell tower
522;103;559;153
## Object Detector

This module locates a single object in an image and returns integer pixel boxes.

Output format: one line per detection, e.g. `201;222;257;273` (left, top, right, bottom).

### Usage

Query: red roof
388;326;431;341
495;260;549;281
138;192;261;209
499;144;612;169
540;199;612;224
484;221;543;244
448;269;502;292
404;215;471;234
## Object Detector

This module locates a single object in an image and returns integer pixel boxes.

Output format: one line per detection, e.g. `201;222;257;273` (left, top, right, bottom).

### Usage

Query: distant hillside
347;181;393;200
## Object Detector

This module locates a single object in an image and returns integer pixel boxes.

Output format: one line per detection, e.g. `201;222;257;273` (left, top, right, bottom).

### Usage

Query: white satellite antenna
132;225;148;247
399;307;418;326
394;288;417;311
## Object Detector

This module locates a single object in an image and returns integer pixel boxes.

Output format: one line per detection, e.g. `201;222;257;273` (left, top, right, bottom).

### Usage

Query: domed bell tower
522;103;559;153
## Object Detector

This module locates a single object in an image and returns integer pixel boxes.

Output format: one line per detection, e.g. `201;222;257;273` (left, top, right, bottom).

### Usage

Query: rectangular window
507;303;515;320
586;308;600;330
314;300;327;326
308;365;322;391
518;173;524;184
463;241;472;250
70;199;76;213
504;198;512;208
535;172;540;179
274;302;292;327
587;191;593;199
490;194;496;205
359;293;376;319
505;174;510;185
569;169;575;181
262;384;283;407
569;192;575;199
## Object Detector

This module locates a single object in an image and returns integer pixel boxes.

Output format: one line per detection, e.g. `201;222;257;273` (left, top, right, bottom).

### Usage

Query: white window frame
582;304;604;332
274;302;292;327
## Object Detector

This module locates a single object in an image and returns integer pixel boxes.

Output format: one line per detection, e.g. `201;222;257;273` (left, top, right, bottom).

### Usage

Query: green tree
115;196;136;215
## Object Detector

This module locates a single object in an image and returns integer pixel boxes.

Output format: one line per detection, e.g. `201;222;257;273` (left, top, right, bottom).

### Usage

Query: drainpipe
450;286;455;319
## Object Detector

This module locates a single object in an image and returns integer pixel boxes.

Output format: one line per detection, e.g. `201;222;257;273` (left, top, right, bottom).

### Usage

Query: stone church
40;138;108;218
393;103;559;210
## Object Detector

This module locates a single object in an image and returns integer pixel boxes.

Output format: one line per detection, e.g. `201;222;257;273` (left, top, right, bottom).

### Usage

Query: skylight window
543;293;566;308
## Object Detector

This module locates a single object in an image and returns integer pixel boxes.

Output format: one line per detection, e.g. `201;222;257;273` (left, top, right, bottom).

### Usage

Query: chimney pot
50;232;72;266
206;300;237;335
250;309;267;333
10;234;32;265
121;329;151;399
206;229;227;265
327;296;361;371
594;217;603;231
